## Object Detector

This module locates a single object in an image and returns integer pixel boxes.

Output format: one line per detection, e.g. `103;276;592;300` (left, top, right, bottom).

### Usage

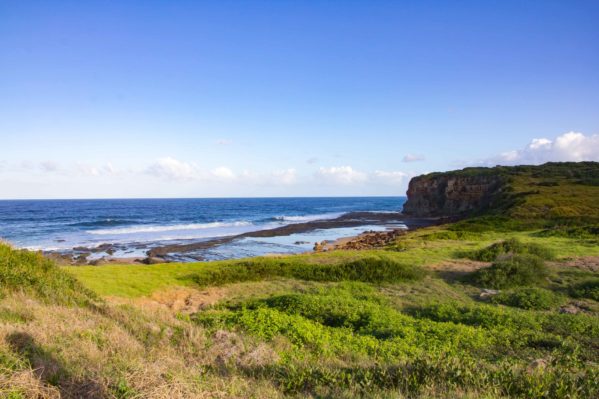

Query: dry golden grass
0;291;282;399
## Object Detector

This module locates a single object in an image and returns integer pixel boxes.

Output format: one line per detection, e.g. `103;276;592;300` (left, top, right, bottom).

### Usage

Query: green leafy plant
470;254;549;289
491;287;564;310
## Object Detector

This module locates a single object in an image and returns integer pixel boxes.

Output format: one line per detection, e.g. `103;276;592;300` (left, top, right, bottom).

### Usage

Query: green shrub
188;257;424;287
470;254;548;289
0;243;98;307
569;279;599;301
291;257;425;283
491;287;564;310
464;238;555;262
536;225;599;240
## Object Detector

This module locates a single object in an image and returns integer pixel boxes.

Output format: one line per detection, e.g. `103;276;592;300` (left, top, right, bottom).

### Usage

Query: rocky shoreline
44;212;443;265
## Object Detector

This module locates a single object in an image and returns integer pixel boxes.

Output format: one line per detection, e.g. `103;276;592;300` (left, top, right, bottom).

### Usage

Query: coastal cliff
402;162;599;220
402;173;504;217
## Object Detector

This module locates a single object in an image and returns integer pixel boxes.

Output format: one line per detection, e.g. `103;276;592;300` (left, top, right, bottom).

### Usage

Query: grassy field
67;227;599;298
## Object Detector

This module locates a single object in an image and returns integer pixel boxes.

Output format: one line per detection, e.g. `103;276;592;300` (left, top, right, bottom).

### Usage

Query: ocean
0;197;406;261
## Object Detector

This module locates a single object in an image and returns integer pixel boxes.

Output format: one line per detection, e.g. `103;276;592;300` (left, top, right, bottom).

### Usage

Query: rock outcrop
403;173;504;217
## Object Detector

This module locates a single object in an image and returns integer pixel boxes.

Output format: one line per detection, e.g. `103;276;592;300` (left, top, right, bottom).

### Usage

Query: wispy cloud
315;166;367;185
270;168;297;185
40;160;60;172
2;156;415;193
215;139;233;146
145;157;201;180
372;170;410;185
402;153;425;163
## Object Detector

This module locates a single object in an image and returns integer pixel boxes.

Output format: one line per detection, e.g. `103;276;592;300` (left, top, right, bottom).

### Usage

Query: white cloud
372;170;409;185
76;162;121;177
216;139;233;145
77;163;100;177
306;157;319;164
489;131;599;165
145;157;201;180
402;153;425;163
144;157;297;186
210;166;236;180
315;166;367;185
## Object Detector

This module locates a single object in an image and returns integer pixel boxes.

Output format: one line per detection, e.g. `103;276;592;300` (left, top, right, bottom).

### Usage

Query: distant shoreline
147;211;439;258
45;211;440;265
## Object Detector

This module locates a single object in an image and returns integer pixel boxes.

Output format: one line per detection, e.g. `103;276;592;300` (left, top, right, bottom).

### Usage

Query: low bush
188;257;424;287
491;287;564;310
470;254;548;289
569;279;599;301
464;238;555;262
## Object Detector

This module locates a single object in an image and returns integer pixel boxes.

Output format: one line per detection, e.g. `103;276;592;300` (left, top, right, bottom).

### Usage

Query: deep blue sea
0;197;406;260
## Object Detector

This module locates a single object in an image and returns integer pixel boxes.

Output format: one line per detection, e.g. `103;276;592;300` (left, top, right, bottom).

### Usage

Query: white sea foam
273;212;344;223
88;221;252;235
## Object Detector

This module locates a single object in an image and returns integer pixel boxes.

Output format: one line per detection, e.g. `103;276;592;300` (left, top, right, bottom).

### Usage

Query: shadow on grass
6;332;106;399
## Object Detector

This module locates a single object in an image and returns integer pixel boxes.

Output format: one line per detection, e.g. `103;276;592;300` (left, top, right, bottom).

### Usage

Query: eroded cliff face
402;174;504;217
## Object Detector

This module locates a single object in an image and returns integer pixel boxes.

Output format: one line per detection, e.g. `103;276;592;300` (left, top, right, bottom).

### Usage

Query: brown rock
141;257;165;265
559;304;580;314
527;359;548;373
403;174;504;217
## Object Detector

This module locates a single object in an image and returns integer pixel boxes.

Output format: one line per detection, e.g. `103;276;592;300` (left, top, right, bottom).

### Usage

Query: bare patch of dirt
551;256;599;272
429;259;490;273
428;259;490;281
131;287;227;314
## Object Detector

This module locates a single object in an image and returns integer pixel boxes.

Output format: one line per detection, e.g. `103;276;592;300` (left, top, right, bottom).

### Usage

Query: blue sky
1;0;598;199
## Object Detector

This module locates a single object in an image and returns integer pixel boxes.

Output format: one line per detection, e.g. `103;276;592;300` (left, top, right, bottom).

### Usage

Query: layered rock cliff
402;173;505;217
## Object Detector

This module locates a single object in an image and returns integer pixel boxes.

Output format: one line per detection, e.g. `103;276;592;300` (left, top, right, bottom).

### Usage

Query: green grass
65;227;599;298
0;243;98;306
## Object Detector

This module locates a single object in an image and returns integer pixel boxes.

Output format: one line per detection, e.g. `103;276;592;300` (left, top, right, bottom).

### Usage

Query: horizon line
0;195;408;201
